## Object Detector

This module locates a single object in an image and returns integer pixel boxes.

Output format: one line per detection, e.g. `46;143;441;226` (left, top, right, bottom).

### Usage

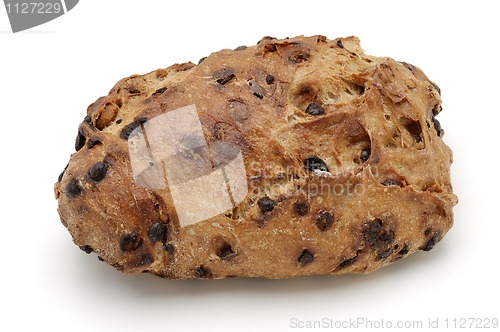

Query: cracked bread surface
54;35;457;279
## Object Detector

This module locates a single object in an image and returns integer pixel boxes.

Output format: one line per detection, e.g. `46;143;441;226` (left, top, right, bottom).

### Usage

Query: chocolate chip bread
54;35;457;279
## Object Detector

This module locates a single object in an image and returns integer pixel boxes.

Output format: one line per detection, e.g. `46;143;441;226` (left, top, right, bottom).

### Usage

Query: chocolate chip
338;256;356;268
289;50;310;63
379;232;394;243
376;248;393;261
148;222;168;243
433;118;442;133
304;156;329;172
234;45;247;51
116;119;122;124
305;102;325;116
198;57;207;65
300;85;314;96
163;243;174;254
65;178;81;198
87;138;101;149
360;148;371;163
248;80;265;99
218;243;235;260
257;196;275;212
152;87;167;96
88;161;108;182
315;211;334;231
397;244;409;256
337;40;344;48
298;249;314;266
135;254;154;267
79;245;93;254
58;164;69;182
212;68;235;85
364;219;383;242
266;74;275;85
128;88;140;94
75;130;86;151
363;219;394;247
421;232;441;251
195;265;213;279
84;115;91;124
120;232;143;252
293;201;310;216
382;179;402;187
120;118;147;140
120;122;140;140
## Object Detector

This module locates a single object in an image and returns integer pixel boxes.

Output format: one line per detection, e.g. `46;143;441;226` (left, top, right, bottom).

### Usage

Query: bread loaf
54;35;457;279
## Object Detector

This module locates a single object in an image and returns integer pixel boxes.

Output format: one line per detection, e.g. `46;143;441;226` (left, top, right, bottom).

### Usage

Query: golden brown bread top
54;35;457;279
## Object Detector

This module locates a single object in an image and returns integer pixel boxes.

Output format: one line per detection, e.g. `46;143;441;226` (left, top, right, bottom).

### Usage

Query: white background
1;1;499;331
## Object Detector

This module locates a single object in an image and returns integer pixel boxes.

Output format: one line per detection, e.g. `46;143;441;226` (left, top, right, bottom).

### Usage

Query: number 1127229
5;2;62;14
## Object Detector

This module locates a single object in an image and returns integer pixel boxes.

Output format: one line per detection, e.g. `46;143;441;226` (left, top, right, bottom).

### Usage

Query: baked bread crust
54;35;457;279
